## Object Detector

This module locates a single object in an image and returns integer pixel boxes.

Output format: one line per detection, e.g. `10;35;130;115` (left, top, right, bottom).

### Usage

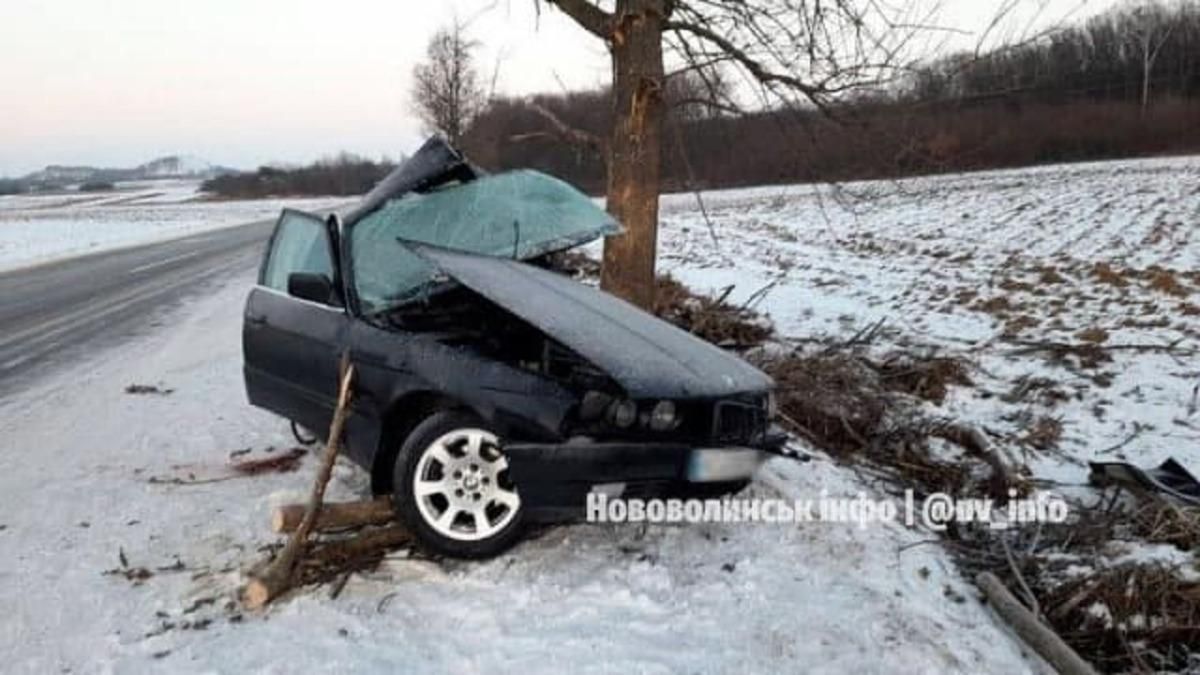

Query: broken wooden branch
293;525;412;592
1005;338;1194;358
1097;425;1147;455
303;525;411;570
243;357;355;610
1000;536;1041;621
511;100;606;155
272;498;395;534
976;572;1098;675
823;317;886;355
932;422;1023;496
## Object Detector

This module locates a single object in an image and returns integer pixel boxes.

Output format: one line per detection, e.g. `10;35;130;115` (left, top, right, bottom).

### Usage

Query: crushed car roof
346;138;620;312
343;136;475;227
407;243;774;399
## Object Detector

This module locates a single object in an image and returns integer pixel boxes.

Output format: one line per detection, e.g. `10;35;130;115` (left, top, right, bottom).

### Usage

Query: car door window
262;210;335;297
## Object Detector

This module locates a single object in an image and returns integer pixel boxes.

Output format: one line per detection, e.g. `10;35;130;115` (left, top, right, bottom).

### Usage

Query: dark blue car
243;138;782;557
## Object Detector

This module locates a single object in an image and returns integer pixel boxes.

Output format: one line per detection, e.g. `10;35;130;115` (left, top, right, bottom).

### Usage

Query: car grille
712;398;767;444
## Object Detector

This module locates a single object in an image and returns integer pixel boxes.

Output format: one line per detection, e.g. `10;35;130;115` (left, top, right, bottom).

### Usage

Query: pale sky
0;0;1121;176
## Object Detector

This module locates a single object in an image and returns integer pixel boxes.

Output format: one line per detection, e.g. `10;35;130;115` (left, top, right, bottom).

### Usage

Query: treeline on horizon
198;0;1200;199
462;0;1200;193
199;153;395;199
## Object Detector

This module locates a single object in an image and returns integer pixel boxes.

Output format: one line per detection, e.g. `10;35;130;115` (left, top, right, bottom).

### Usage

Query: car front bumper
504;433;785;520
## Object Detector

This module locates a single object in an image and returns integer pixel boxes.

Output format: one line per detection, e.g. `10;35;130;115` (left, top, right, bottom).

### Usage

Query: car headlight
579;390;612;421
608;399;637;428
649;400;679;431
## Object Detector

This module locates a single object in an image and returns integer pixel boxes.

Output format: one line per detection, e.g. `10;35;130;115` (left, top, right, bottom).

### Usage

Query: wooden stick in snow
243;356;355;610
304;524;411;568
976;572;1098;675
272;498;395;534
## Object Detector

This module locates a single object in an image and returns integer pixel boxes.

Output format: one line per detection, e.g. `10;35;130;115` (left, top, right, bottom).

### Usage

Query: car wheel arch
371;390;466;495
369;389;563;495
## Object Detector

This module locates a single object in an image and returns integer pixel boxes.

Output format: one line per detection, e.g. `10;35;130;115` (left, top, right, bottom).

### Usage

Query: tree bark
600;0;668;310
272;498;396;534
976;572;1098;675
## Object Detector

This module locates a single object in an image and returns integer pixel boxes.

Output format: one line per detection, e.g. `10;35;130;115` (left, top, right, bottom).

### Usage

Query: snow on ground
653;155;1200;483
4;154;1197;673
0;180;338;272
0;271;1033;673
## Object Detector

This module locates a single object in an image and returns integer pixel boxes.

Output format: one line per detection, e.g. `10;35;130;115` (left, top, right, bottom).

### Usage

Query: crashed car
243;137;784;557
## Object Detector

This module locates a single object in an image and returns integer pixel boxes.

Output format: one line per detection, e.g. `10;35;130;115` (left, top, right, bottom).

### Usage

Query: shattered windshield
349;169;619;313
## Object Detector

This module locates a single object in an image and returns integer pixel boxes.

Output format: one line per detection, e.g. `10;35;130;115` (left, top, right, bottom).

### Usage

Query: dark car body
242;137;783;525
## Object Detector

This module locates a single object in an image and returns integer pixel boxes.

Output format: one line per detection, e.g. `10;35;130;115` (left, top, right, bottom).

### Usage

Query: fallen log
272;498;395;534
304;525;411;569
243;357;355;610
976;572;1098;675
293;524;412;591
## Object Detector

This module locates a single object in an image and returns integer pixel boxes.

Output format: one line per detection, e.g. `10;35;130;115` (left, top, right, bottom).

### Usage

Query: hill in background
1;155;237;195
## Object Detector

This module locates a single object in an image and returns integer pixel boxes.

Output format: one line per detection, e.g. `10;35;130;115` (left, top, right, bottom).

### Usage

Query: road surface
0;219;276;399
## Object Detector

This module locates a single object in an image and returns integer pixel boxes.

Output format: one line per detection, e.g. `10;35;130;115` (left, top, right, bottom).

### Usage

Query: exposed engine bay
372;281;620;398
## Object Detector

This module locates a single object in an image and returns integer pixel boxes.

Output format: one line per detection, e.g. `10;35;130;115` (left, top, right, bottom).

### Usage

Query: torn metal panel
405;243;774;399
350;170;620;312
342;136;475;227
1089;458;1200;506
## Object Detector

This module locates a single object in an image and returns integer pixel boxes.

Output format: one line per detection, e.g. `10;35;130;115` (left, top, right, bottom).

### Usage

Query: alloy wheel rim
412;428;520;542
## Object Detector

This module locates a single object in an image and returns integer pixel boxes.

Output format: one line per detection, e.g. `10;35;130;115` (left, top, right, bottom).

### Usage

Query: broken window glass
348;169;618;313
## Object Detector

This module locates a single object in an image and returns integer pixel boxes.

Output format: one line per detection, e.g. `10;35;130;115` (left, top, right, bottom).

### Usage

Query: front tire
391;411;525;558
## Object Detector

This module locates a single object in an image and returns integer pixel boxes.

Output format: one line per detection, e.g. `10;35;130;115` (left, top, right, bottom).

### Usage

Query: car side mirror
287;272;336;305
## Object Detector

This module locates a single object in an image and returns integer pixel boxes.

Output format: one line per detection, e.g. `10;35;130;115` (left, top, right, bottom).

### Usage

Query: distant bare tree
412;20;486;146
904;0;1200;107
1129;2;1176;112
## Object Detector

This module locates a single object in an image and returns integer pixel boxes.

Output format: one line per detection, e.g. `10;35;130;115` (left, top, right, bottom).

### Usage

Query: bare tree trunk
600;0;667;310
1142;35;1153;115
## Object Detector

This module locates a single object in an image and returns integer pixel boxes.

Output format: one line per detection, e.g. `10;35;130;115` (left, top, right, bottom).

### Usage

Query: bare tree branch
665;19;825;99
511;100;607;154
542;0;614;38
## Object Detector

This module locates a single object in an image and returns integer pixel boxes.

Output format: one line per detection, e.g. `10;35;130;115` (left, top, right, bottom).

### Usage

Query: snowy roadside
9;154;1193;672
0;180;340;273
0;275;1035;671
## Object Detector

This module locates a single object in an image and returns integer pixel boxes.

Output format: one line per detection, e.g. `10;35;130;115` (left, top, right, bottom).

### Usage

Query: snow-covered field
1;155;1197;673
655;155;1200;483
0;180;336;272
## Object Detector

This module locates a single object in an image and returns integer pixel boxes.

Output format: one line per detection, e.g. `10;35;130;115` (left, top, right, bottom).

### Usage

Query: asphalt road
0;219;275;400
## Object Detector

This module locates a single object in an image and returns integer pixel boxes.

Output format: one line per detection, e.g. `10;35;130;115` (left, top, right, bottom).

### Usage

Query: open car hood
406;244;774;400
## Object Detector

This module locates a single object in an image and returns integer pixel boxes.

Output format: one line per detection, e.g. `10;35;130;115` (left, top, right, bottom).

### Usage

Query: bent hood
406;244;773;399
